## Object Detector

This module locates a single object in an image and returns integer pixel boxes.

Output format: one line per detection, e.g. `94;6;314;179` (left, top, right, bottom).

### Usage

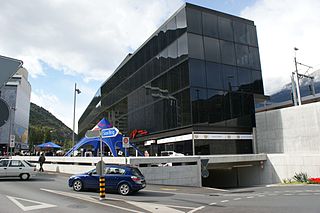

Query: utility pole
72;83;81;156
294;47;302;106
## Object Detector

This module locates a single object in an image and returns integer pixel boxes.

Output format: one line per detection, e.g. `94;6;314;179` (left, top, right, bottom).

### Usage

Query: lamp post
72;83;81;156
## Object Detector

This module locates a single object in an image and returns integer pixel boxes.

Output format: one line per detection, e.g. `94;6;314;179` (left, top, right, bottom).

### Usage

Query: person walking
38;153;46;172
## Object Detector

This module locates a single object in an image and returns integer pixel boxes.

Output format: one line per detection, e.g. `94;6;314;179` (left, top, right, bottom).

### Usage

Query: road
0;172;320;212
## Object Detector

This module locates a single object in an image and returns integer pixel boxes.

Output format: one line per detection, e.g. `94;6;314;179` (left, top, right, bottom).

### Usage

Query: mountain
28;102;74;148
269;69;320;103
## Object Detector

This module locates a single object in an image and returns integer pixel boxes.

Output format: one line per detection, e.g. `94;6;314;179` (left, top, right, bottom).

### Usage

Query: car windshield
131;168;144;177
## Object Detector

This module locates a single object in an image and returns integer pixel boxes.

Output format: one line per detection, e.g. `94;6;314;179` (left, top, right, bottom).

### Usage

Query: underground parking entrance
201;161;265;188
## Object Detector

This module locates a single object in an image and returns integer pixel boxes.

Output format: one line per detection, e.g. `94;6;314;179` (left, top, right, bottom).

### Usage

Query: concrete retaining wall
12;156;202;187
256;102;320;154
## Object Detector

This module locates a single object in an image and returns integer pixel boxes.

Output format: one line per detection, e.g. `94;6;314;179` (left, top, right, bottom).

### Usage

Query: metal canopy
0;55;23;89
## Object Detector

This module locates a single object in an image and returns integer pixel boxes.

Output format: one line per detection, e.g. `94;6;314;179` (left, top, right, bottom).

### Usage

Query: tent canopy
37;141;61;149
64;118;144;157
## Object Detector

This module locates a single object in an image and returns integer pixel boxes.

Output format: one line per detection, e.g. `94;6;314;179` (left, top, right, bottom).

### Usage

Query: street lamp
72;83;81;156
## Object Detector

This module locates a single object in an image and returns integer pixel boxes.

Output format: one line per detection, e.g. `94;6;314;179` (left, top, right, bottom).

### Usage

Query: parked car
0;159;37;180
68;164;146;195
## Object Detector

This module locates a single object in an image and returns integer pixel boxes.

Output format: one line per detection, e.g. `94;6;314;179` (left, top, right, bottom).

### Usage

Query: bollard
99;176;105;200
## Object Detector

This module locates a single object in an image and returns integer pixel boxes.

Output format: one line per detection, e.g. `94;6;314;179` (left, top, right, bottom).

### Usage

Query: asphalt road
0;172;320;213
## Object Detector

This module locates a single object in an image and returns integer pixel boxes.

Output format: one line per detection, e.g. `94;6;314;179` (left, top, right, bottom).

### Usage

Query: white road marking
233;198;242;200
257;195;265;197
187;206;205;213
284;194;293;196
127;201;185;213
221;200;229;203
209;202;217;205
6;196;56;212
246;196;254;199
40;188;144;213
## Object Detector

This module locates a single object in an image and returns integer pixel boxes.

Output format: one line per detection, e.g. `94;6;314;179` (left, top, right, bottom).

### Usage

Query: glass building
78;3;265;156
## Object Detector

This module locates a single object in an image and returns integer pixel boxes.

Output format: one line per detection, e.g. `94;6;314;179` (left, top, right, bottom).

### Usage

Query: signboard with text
101;128;119;138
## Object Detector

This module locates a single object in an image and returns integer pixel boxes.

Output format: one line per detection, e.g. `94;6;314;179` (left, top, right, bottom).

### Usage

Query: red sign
130;129;148;139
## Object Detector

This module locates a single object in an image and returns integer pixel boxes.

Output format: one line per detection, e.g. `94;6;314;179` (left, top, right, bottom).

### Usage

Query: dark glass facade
78;3;264;155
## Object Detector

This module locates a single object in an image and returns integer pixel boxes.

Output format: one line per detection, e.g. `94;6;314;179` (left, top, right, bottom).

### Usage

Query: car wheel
118;183;131;196
73;180;83;191
20;173;30;180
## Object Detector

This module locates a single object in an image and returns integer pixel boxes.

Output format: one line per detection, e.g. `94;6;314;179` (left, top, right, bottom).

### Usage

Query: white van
160;151;184;156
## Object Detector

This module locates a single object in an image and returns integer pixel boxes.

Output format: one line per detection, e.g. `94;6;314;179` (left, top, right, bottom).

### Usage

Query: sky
1;0;320;131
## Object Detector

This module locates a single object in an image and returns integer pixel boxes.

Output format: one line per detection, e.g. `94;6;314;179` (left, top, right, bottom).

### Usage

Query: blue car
68;164;146;195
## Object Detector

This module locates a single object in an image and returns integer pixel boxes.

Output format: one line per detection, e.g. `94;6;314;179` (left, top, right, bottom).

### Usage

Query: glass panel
204;36;220;63
247;25;258;47
222;65;238;91
180;61;189;88
249;47;261;70
235;44;250;68
238;67;252;92
233;21;247;44
186;7;202;34
189;59;206;87
167;17;177;44
160;48;169;72
177;33;188;60
168;40;178;67
176;8;187;29
207;89;225;123
252;70;264;94
206;62;223;90
202;12;218;38
181;89;191;125
220;40;236;65
188;33;204;60
191;87;208;124
218;16;233;41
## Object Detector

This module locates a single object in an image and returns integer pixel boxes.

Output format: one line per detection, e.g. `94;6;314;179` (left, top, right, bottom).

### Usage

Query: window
218;17;233;41
186;7;202;34
168;40;178;67
252;70;264;94
188;33;204;60
0;160;9;167
220;40;236;65
167;17;177;44
207;89;225;123
176;8;187;29
249;47;261;70
191;87;208;124
106;167;126;175
177;33;188;59
238;68;252;92
235;44;250;68
247;25;258;47
222;65;238;91
202;12;218;38
9;160;24;167
189;59;206;87
233;21;247;44
204;36;220;63
206;62;223;90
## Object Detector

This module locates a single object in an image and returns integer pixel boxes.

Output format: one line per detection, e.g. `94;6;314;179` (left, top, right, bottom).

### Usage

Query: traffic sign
85;130;100;138
122;137;130;148
101;128;119;138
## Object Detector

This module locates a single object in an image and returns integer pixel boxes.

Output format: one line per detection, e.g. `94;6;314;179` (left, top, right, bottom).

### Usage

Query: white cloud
241;0;320;94
0;0;183;81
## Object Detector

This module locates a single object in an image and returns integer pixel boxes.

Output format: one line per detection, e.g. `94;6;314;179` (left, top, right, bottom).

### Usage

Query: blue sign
101;128;119;138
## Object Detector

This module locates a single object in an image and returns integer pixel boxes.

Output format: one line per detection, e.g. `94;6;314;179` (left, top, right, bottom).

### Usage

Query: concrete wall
256;102;320;154
12;156;202;187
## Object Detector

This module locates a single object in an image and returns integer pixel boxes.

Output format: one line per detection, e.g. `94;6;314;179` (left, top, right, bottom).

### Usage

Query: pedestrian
38;153;46;172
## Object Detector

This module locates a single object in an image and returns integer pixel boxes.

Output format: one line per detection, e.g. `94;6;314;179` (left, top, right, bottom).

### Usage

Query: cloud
241;0;320;94
0;0;183;81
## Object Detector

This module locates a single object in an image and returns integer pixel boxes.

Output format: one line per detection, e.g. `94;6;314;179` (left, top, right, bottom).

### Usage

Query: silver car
0;159;37;180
